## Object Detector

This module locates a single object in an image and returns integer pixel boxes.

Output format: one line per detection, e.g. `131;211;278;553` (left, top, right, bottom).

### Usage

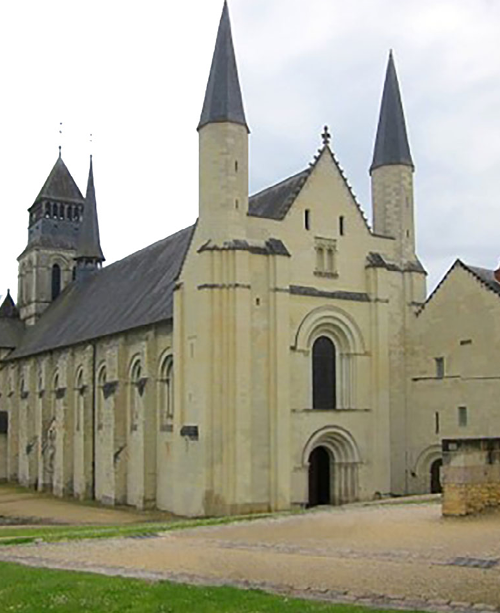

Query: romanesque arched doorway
308;446;331;506
304;426;361;507
430;458;442;494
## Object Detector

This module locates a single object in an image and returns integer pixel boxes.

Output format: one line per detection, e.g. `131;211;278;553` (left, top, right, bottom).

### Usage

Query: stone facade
407;261;500;496
442;438;500;516
1;5;498;517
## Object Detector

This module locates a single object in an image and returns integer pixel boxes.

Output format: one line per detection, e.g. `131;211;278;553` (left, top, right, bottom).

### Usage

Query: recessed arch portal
414;444;442;494
303;426;361;506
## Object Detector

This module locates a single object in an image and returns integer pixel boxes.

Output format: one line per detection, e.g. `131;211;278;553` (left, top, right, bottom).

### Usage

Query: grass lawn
0;562;420;613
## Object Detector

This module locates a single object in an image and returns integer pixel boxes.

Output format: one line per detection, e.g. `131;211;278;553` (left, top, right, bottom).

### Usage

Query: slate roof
0;291;23;350
248;170;310;220
0;319;24;350
198;1;248;132
76;157;105;261
366;251;426;274
8;225;195;360
33;155;85;206
371;51;413;172
0;291;19;318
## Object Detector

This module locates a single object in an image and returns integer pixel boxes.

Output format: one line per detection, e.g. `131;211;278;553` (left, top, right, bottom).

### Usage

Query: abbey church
1;3;499;516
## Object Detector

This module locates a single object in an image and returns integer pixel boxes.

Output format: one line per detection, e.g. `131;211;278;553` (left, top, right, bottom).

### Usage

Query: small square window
458;406;468;427
435;357;444;379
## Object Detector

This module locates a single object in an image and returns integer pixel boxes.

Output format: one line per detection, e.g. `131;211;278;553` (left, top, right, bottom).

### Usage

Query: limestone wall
442;438;500;516
407;263;500;495
0;321;174;511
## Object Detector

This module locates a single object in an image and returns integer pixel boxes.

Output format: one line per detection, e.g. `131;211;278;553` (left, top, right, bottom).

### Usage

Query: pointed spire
370;51;413;173
75;156;105;265
35;156;84;205
198;2;249;132
0;290;19;319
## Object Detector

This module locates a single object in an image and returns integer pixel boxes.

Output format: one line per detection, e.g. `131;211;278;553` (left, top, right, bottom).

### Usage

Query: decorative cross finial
90;133;93;158
321;125;331;146
58;122;63;157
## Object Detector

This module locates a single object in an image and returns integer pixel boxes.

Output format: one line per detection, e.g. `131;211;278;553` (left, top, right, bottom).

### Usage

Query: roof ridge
101;225;195;274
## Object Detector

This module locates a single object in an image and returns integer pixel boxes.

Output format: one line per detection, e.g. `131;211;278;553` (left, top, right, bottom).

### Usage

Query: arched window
159;356;173;429
75;369;84;432
130;360;142;431
51;264;61;300
97;366;106;431
312;336;336;409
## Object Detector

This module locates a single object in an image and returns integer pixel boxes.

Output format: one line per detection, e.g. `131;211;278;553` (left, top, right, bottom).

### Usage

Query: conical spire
75;156;105;263
198;2;248;132
370;51;413;173
0;290;19;319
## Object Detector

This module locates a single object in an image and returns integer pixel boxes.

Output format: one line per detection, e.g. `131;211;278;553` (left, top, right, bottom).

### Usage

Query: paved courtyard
1;498;500;610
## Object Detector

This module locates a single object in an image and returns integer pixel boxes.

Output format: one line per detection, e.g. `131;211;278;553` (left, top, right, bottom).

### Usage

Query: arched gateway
304;427;361;506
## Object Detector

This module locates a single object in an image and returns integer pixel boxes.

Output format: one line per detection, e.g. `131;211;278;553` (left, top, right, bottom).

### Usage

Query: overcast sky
1;0;499;303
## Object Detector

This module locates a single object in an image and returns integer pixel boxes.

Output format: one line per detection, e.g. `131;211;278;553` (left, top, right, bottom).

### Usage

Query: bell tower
17;153;85;325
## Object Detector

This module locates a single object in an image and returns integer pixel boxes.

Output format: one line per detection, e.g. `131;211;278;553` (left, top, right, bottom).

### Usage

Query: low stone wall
442;438;500;516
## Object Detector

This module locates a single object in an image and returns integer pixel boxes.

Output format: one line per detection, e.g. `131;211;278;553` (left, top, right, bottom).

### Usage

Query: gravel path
1;501;500;611
0;484;172;525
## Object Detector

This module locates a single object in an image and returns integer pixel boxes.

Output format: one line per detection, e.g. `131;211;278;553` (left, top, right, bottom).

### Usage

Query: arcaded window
51;264;61;300
312;336;336;409
314;237;337;277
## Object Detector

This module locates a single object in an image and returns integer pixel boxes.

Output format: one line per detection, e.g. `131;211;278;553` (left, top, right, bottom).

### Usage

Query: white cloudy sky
1;0;499;302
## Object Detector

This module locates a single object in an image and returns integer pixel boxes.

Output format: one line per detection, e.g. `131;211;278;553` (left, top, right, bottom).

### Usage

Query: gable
248;146;370;233
418;260;500;320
